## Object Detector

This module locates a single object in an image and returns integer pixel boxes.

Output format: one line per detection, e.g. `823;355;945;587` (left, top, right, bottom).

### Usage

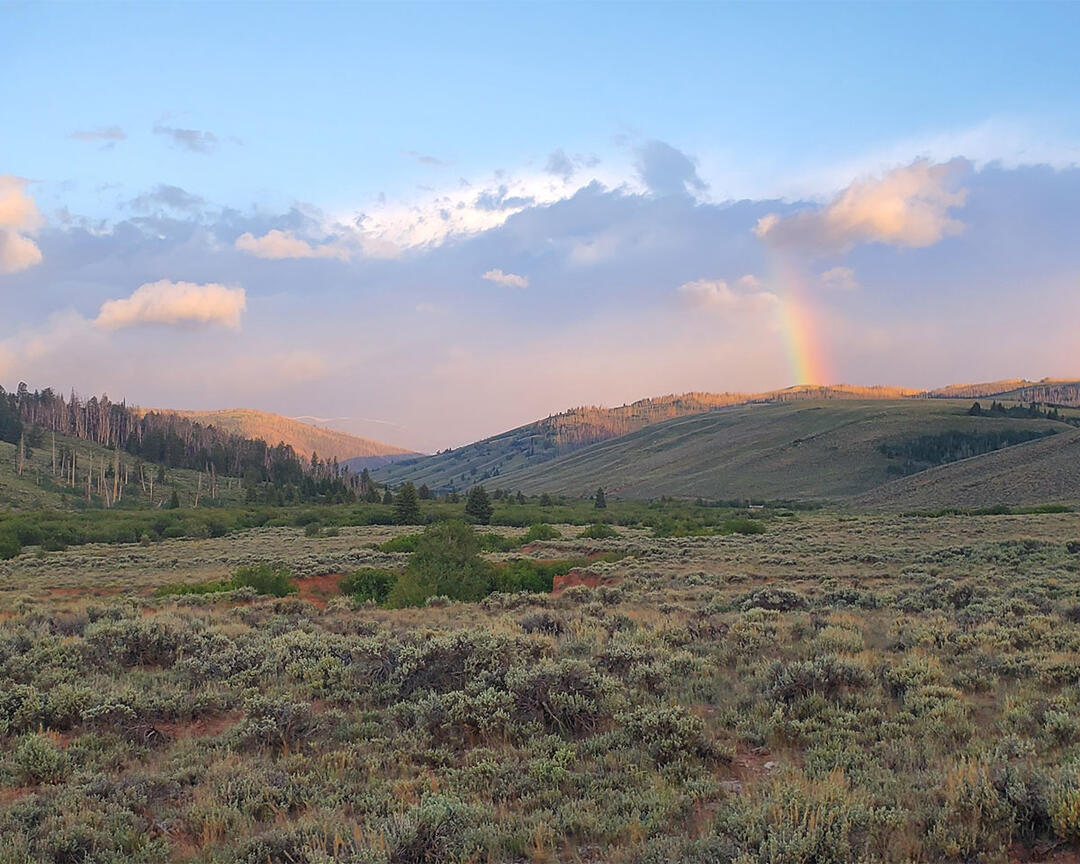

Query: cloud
235;229;350;261
70;125;126;142
635;140;707;197
820;266;859;292
0;175;44;274
401;150;449;167
234;227;398;261
545;149;575;181
755;159;968;252
677;276;778;312
152;122;218;153
94;280;245;329
482;268;529;289
128;184;205;214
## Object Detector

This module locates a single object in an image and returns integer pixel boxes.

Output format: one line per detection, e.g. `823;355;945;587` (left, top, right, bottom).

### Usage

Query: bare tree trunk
112;449;119;503
15;433;25;476
194;472;202;508
51;431;56;477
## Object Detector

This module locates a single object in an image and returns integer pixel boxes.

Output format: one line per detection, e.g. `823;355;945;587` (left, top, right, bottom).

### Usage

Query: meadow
2;507;1080;862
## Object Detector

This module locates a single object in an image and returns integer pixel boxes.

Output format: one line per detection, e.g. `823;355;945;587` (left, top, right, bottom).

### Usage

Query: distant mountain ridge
374;379;1080;492
151;409;414;463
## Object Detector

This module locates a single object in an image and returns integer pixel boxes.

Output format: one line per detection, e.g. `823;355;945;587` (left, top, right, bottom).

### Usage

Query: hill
853;427;1080;510
374;380;1079;492
388;399;1076;504
374;385;927;490
154;409;414;463
0;430;247;512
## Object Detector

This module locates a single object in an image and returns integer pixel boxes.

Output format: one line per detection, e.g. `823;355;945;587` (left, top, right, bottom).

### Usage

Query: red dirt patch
552;570;622;595
291;573;343;608
0;785;33;806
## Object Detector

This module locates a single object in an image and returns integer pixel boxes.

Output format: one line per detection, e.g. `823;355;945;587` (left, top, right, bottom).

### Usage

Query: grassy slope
0;432;247;512
472;399;1074;501
854;426;1080;509
374;385;926;490
152;408;414;462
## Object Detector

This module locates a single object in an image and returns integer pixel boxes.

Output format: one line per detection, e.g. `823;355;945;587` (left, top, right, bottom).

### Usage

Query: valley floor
2;512;1080;862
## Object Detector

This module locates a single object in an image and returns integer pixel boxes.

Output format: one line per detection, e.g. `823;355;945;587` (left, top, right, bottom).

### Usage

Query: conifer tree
395;482;421;524
465;485;494;525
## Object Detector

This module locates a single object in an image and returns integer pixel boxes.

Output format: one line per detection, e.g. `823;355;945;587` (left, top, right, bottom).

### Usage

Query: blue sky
2;1;1079;450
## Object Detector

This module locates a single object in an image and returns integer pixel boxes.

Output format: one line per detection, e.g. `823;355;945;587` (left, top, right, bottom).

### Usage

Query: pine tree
395;482;421;524
168;490;181;509
383;488;394;505
594;487;607;509
465;485;494;525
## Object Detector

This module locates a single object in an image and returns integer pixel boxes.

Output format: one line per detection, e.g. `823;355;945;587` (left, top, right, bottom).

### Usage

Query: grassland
3;509;1080;862
469;399;1077;503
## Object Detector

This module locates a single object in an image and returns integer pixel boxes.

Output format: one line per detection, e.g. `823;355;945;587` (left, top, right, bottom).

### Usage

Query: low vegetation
2;510;1079;862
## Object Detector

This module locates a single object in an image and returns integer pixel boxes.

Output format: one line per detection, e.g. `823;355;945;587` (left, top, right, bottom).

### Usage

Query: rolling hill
484;399;1074;501
374;379;1080;494
153;409;414;463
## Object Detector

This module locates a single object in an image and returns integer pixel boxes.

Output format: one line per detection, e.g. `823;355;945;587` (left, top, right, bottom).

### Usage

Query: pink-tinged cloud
755;159;968;252
0;175;44;274
482;268;529;288
677;277;779;310
94;280;246;329
235;228;351;261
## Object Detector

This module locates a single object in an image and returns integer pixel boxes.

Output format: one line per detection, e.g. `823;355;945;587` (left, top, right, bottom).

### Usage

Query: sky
2;1;1079;452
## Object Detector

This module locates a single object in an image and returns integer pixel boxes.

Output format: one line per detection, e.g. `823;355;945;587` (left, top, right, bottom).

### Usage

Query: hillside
411;399;1075;503
928;378;1080;404
0;431;247;511
375;380;1079;492
853;427;1080;510
156;409;414;463
375;385;929;490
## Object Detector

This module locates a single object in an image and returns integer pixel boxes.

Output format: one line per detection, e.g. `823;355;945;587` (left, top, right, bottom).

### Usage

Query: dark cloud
635;140;707;197
152;122;218;153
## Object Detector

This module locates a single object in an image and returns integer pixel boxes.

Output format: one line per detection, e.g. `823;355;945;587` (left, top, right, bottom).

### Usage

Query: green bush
339;568;398;604
387;522;493;607
0;529;19;560
579;522;618;540
155;563;296;598
523;523;562;542
379;533;422;554
14;732;67;783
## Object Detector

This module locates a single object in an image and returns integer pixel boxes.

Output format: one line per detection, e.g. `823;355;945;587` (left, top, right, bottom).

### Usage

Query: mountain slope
853;428;1080;510
374;385;928;490
436;399;1073;502
155;409;414;463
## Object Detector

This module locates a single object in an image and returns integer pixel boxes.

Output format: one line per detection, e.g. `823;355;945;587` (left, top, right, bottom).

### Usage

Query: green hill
0;431;247;512
854;427;1080;510
398;399;1075;503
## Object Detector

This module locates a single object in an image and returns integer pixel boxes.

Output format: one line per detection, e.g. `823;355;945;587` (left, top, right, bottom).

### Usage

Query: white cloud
755;159;968;252
235;229;349;261
820;266;859;292
94;280;246;329
0;175;44;274
677;276;779;311
482;268;529;289
235;228;398;261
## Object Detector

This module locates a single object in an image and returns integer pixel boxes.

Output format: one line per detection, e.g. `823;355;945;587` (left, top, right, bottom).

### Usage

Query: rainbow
768;257;831;386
